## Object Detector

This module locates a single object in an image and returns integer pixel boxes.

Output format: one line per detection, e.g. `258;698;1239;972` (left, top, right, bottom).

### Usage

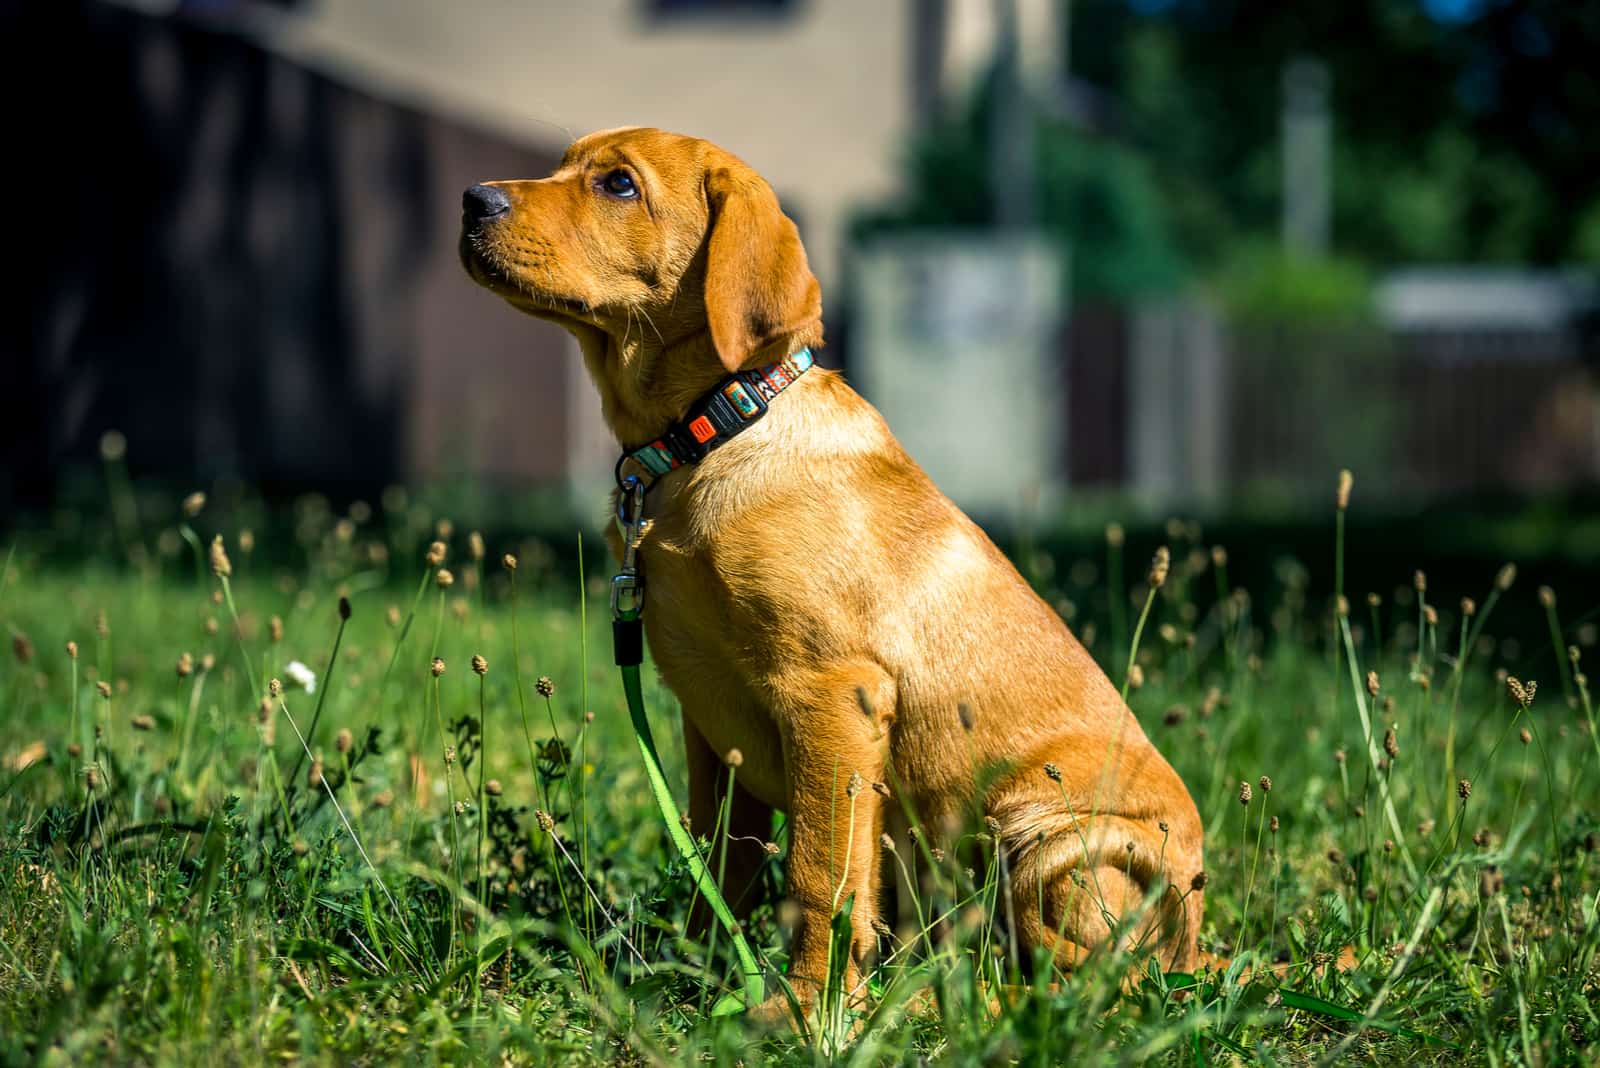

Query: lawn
1;479;1597;1064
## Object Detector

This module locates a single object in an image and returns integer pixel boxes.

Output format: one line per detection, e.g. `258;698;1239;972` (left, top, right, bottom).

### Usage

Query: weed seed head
468;531;485;561
335;728;353;754
486;779;502;796
132;714;155;731
1506;676;1537;709
308;759;323;787
1384;727;1399;759
1413;570;1426;594
1458;778;1472;801
182;492;206;518
958;703;975;730
1423;605;1438;627
1336;469;1353;510
1128;664;1145;690
435;568;454;589
1270;816;1280;833
1258;775;1272;794
209;535;231;578
1461;596;1476;617
95;611;109;638
471;654;488;676
269;616;283;643
536;676;554;698
1538;585;1556;608
96;681;111;700
99;430;126;461
269;678;281;698
502;553;518;571
1238;781;1253;806
426;541;447;567
1366;671;1380;698
535;809;555;833
1105;523;1124;548
1190;871;1208;891
1496;563;1517;591
1334;748;1346;765
1336;595;1349;618
1149;546;1170;589
66;640;78;660
239;529;254;553
1211;545;1228;568
724;748;744;768
1044;762;1062;782
338;596;351;621
880;833;896;853
176;652;194;678
764;841;780;856
431;657;445;678
846;771;864;798
1519;727;1532;745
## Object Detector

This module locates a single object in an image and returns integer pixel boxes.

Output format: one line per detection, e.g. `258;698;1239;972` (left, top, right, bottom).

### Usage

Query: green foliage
1068;0;1600;269
1214;242;1376;326
853;75;1185;301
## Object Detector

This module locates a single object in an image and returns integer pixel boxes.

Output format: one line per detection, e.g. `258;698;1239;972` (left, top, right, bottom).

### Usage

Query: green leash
612;476;765;1011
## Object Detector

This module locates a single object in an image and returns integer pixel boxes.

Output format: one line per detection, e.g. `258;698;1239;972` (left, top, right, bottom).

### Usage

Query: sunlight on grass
0;471;1597;1064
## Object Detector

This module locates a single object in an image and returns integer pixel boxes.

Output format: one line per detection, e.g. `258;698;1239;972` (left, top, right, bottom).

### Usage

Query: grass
1;477;1599;1065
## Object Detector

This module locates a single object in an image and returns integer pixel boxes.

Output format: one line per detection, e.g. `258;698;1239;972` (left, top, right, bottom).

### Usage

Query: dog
460;127;1204;1019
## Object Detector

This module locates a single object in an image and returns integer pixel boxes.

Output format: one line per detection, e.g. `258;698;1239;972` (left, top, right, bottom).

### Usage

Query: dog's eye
600;169;638;199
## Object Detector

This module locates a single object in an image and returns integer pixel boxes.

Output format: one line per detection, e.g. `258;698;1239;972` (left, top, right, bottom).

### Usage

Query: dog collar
615;347;814;489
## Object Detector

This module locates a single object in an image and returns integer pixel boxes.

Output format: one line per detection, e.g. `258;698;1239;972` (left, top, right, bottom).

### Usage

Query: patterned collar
614;348;815;490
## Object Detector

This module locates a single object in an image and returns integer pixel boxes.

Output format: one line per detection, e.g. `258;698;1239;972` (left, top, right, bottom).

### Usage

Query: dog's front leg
769;664;895;1021
683;711;774;935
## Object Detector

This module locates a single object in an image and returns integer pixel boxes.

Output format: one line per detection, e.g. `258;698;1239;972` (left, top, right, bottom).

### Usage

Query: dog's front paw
748;986;813;1033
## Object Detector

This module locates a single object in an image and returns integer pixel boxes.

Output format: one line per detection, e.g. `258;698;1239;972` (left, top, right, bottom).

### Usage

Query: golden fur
461;127;1204;1018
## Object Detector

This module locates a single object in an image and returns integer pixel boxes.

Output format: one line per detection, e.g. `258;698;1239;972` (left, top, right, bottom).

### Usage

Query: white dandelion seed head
285;660;316;694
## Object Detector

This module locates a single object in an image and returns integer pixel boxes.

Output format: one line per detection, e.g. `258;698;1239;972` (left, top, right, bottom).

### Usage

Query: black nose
463;184;511;221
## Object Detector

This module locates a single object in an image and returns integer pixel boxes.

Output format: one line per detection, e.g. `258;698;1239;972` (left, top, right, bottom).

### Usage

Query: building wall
1;0;579;507
270;0;918;295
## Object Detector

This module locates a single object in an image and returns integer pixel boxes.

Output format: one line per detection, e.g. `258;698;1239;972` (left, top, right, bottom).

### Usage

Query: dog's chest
608;517;790;808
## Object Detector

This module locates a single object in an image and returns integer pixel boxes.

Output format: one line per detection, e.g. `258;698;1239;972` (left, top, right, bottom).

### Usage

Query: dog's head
460;127;822;381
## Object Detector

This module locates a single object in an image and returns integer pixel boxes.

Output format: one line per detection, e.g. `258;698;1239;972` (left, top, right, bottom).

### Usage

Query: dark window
646;0;800;17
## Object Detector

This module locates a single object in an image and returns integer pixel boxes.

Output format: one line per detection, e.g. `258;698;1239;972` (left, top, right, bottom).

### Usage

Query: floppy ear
703;165;822;373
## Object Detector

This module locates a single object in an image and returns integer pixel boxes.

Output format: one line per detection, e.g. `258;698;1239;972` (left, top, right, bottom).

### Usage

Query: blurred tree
852;71;1185;301
1069;0;1600;268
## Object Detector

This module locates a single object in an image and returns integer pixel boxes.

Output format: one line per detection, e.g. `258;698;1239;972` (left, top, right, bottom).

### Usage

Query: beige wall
268;0;917;295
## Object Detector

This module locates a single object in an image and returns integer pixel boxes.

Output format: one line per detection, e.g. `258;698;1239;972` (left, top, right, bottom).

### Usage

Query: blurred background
4;0;1599;601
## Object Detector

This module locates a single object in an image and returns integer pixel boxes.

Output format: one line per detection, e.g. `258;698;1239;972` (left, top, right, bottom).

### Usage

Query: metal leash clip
611;473;648;621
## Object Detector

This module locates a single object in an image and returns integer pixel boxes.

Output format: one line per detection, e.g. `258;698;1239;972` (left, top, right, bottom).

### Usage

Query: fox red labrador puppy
460;127;1204;1019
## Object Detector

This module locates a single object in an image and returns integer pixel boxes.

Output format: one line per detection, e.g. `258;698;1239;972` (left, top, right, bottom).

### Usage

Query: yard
1;480;1597;1064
